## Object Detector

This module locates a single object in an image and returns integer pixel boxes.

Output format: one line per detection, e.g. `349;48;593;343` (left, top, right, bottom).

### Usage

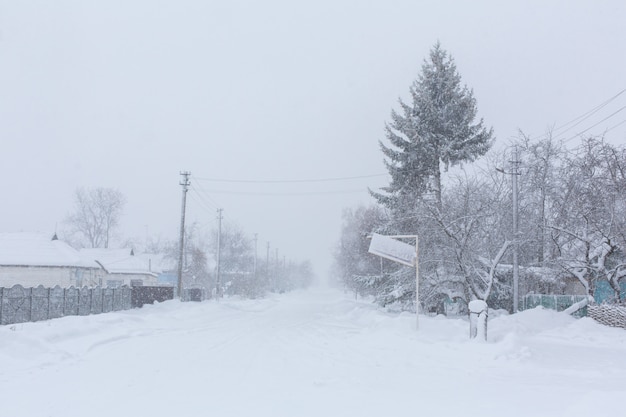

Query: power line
194;173;387;184
563;105;626;143
552;88;625;137
192;165;448;185
188;191;218;216
606;119;626;134
189;186;220;211
524;88;626;143
197;188;372;197
190;182;223;208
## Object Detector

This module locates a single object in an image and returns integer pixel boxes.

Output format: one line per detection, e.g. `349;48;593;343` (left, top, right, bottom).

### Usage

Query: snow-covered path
1;287;625;416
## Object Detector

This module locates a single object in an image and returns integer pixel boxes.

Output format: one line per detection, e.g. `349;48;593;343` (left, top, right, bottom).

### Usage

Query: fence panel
31;286;50;322
78;287;91;316
91;286;103;315
49;286;65;319
522;294;587;317
540;295;557;310
121;286;132;310
102;288;114;313
1;285;31;325
65;287;79;316
112;286;131;311
524;294;542;310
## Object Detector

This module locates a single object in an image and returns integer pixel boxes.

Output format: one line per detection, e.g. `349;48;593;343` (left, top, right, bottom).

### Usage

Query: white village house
0;233;165;289
0;232;103;288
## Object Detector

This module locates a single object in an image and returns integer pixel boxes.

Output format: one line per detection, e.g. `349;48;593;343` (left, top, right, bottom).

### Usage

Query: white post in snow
468;300;488;341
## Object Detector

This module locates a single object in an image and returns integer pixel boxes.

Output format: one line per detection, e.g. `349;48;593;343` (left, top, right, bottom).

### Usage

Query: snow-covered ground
1;287;625;417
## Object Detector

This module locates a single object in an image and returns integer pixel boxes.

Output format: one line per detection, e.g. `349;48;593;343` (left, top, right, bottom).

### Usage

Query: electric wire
190;182;223;209
605;119;626;134
523;88;626;143
194;173;387;184
197;188;372;197
552;89;625;138
562;105;626;143
188;191;218;216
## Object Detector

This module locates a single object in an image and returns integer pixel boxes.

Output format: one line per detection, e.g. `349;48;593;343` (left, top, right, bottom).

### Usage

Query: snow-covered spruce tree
369;43;494;311
372;42;493;213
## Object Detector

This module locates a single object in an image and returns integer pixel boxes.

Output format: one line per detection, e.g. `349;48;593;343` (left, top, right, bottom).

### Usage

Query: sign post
368;233;419;330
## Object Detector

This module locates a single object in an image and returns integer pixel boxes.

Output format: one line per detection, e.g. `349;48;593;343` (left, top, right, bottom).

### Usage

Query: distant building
79;248;160;287
134;252;177;286
0;232;103;288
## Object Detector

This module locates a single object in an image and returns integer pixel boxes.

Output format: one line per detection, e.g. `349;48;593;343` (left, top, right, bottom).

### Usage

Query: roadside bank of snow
1;288;624;417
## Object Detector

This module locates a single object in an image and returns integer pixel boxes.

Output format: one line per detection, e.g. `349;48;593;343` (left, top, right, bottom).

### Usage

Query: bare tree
548;137;626;301
65;187;126;248
209;222;255;297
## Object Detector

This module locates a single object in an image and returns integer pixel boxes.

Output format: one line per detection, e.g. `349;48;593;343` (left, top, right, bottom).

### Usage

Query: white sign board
368;233;416;267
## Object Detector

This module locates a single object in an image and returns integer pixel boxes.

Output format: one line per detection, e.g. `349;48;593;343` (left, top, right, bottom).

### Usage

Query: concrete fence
0;284;132;325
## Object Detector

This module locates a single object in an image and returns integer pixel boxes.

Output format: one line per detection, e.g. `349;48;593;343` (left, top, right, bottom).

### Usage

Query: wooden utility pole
496;147;521;312
511;147;520;313
253;233;258;280
266;242;270;288
177;171;191;299
216;208;223;298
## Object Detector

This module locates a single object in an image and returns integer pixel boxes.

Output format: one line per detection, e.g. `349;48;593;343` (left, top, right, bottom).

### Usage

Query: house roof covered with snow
79;248;158;276
0;232;100;268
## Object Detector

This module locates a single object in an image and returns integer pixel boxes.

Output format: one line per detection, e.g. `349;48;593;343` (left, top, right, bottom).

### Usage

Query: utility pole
216;208;223;298
275;248;279;292
496;148;521;312
511;147;520;313
266;242;270;289
253;233;258;280
177;171;191;300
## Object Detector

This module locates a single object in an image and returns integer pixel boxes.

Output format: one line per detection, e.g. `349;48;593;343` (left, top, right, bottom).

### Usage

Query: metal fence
0;284;132;325
131;286;175;308
521;294;588;317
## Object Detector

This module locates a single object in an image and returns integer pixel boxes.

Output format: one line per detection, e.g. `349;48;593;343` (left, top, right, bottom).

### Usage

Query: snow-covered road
1;287;625;416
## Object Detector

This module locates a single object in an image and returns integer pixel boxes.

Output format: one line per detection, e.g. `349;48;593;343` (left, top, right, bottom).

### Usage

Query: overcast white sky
1;0;625;279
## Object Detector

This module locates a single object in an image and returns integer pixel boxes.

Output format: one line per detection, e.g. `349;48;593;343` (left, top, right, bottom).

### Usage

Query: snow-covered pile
1;288;624;417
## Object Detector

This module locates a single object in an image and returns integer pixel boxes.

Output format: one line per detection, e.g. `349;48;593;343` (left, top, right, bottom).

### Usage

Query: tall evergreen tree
372;43;493;212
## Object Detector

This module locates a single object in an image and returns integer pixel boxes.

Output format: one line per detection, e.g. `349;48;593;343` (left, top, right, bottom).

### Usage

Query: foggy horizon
1;0;625;279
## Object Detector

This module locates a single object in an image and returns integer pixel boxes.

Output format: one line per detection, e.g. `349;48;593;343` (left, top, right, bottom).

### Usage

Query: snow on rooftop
79;248;159;276
0;232;99;268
